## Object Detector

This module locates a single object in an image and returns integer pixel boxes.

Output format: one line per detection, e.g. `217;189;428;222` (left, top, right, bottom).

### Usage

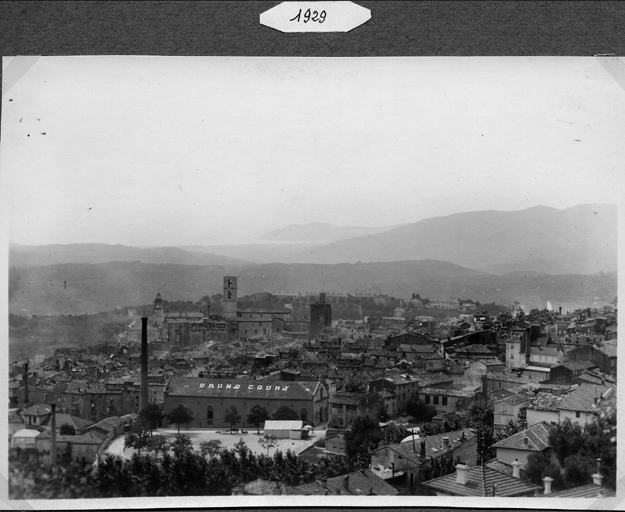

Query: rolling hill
258;222;399;243
9;243;251;267
287;204;617;275
8;260;616;316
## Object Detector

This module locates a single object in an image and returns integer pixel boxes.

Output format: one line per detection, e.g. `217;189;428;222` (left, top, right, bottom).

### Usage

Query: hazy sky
2;56;623;246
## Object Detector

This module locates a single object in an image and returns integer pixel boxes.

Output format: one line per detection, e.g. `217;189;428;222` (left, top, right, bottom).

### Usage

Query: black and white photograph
1;51;621;506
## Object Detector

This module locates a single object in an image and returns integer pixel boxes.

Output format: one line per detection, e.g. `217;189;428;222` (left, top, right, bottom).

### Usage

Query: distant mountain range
9;243;250;267
286;204;617;275
9;260;616;316
179;243;318;264
9;203;617;296
258;222;399;243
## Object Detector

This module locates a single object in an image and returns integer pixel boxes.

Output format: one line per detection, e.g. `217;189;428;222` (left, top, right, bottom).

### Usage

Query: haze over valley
8;204;617;316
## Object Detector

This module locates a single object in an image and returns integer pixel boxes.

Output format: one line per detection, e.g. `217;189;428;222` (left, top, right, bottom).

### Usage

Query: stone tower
154;292;164;328
223;276;238;319
308;292;332;341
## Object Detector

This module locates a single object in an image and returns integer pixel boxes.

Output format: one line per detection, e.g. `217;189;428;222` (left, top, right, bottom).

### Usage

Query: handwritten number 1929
290;9;326;23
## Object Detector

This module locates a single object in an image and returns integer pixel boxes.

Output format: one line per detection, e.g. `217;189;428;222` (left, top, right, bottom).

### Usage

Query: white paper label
260;1;371;33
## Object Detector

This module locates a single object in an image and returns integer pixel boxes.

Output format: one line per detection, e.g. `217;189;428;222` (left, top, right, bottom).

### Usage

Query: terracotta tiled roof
422;464;542;497
420;387;476;398
483;459;513;476
457;344;492;354
485;371;530;384
526;392;566;411
588;387;616;418
56;431;106;444
330;392;365;406
547;484;616;498
557;384;611;412
22;404;51;417
89;416;122;432
492;421;553;451
494;393;532;407
594;344;617;357
397;344;436;353
390;429;476;461
559;360;596;371
51;413;94;431
319;469;399;496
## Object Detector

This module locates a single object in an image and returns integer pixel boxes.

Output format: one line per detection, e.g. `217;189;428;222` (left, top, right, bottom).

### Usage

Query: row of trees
99;435;353;496
127;403;303;451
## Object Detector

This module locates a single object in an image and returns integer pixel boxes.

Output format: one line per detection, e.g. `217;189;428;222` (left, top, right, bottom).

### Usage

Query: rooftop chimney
23;362;29;406
592;458;603;486
442;437;450;450
543;476;553;495
50;403;57;467
523;435;529;447
512;459;521;479
140;316;149;411
343;475;349;490
455;463;468;485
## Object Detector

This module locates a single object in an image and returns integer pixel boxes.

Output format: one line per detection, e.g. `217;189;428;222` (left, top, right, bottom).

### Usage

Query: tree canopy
224;406;242;431
59;423;76;436
258;434;279;455
405;398;437;423
246;405;270;434
522;417;616;490
272;406;299;421
140;403;164;434
344;415;384;465
166;404;194;434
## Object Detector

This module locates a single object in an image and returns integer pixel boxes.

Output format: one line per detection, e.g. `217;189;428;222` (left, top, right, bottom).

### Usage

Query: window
207;405;214;425
433;396;439;405
442;397;448;406
576;411;581;418
425;395;430;405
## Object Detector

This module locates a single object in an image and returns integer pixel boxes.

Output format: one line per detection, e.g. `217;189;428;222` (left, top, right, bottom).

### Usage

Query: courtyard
106;426;325;460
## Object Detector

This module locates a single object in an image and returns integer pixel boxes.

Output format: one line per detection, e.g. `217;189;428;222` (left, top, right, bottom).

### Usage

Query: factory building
163;377;329;428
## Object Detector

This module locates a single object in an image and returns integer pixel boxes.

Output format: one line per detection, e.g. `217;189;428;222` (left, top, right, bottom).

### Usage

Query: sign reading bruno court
199;382;290;392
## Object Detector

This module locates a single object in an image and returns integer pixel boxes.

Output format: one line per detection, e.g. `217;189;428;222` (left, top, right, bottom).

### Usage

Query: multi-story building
164;377;328;428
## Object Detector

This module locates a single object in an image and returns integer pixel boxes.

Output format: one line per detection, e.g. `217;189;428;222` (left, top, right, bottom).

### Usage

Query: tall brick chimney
140;316;149;411
50;403;57;467
23;361;29;406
